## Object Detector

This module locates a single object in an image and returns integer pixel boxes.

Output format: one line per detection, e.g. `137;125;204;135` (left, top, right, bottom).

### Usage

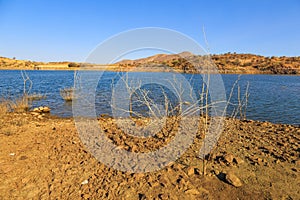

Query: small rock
31;112;39;116
187;166;197;176
19;155;28;160
224;153;234;164
225;172;243;187
9;153;15;156
33;108;41;112
185;188;200;195
214;169;220;175
42;106;51;113
262;122;269;127
82;194;90;199
33;106;51;113
81;179;88;185
158;193;169;200
233;157;244;165
257;158;263;165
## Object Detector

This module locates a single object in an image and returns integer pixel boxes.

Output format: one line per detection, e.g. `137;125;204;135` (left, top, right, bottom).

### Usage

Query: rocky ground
0;111;299;199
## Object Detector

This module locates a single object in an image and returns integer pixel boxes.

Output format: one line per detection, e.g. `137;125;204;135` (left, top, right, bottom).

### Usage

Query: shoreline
1;68;300;76
47;112;300;127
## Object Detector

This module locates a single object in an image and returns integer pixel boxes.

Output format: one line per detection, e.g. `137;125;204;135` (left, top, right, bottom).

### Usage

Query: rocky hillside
0;56;40;69
117;52;300;74
0;57;79;70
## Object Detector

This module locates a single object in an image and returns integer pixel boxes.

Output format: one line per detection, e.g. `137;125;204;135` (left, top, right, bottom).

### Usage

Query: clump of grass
9;96;30;113
0;95;30;114
60;87;75;101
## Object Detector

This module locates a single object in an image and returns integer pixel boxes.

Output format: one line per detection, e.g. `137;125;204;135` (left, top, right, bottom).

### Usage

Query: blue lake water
0;70;299;125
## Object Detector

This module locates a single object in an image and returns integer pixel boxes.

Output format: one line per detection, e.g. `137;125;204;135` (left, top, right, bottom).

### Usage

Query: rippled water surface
0;70;299;125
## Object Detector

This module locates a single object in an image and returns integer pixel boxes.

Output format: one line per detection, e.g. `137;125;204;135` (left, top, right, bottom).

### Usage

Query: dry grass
10;96;30;113
0;96;30;114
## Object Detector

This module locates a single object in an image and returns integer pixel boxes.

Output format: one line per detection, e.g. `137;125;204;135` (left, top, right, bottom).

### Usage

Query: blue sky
0;0;299;62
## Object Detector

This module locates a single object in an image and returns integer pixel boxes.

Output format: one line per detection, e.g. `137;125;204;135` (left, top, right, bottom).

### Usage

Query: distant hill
0;56;80;70
1;53;300;74
116;52;300;74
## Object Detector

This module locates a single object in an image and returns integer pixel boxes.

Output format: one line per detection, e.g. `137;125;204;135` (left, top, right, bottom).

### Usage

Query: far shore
1;52;300;74
1;67;300;76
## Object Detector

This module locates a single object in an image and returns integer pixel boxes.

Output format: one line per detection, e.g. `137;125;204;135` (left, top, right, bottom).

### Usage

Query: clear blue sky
0;0;299;62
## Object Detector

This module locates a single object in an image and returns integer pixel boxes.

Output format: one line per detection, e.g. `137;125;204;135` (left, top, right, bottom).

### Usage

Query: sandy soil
0;112;299;199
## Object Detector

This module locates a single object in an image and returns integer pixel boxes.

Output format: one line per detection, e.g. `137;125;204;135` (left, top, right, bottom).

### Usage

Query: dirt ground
0;112;299;199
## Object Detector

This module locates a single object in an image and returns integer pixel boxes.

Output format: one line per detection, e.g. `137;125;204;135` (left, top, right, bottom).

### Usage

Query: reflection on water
0;70;299;125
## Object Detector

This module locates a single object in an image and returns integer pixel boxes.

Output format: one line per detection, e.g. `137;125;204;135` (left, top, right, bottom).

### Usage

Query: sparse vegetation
60;87;75;101
0;96;29;114
110;72;250;175
9;96;30;113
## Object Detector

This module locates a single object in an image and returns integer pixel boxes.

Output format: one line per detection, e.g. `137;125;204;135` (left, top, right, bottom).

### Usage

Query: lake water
0;70;299;125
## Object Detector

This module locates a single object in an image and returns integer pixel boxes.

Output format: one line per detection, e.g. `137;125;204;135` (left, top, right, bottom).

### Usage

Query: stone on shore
225;172;243;187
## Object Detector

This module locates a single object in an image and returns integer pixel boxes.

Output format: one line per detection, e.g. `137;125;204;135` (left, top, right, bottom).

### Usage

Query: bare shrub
60;71;80;101
60;87;75;101
26;93;47;101
0;96;29;114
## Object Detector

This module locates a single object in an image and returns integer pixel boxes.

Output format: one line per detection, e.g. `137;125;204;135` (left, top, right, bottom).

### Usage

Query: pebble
234;157;244;165
224;154;234;164
187;166;199;176
81;179;89;185
185;188;200;195
31;112;39;116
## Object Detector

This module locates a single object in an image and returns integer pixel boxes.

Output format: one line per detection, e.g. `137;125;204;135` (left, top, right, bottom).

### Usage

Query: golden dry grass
10;96;30;113
0;96;29;114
